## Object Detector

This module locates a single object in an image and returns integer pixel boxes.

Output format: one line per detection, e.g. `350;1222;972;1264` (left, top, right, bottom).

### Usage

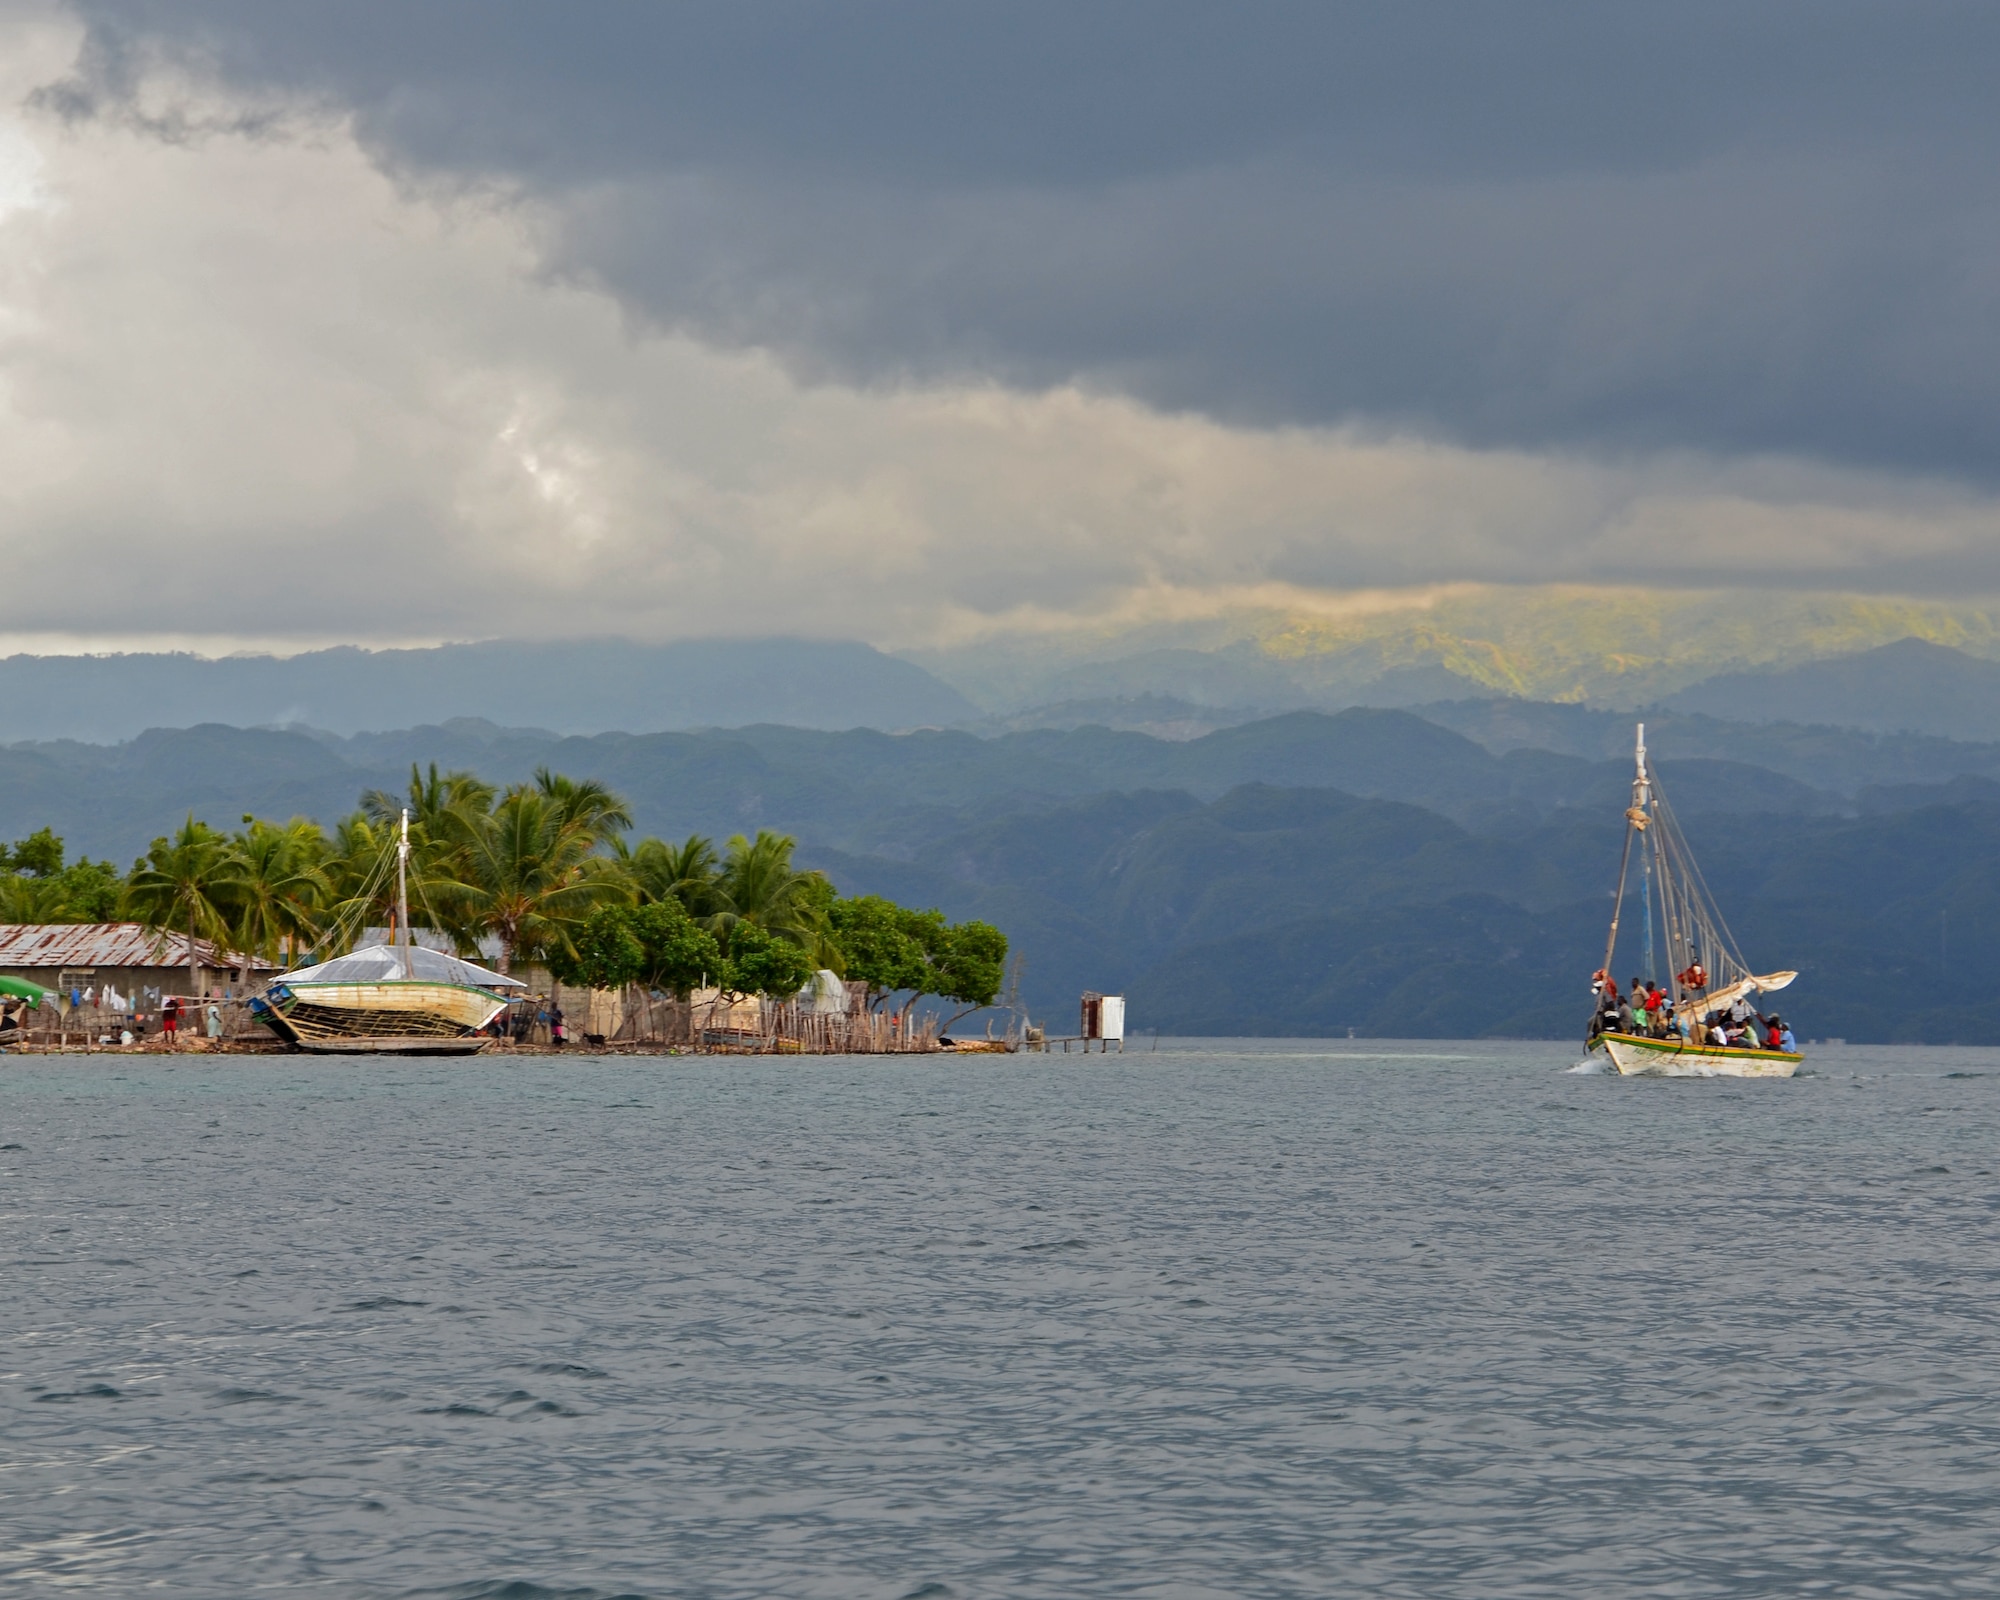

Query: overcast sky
2;1;1998;651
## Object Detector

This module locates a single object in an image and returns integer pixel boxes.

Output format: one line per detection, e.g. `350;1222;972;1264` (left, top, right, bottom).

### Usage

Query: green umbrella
0;974;50;1009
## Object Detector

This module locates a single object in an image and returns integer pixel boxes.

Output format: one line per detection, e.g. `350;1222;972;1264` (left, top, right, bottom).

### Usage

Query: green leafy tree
722;922;816;1000
548;905;647;990
930;919;1009;1025
0;828;125;923
8;827;65;878
123;817;250;985
51;859;125;922
826;895;1009;1024
828;894;928;1008
631;899;724;995
550;899;726;997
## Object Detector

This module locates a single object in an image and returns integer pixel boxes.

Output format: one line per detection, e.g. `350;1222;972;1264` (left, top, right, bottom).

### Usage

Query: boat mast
1597;723;1648;982
1637;724;1655;982
397;808;412;979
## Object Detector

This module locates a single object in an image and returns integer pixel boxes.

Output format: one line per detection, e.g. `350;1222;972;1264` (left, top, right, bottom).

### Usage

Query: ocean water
3;1039;1997;1598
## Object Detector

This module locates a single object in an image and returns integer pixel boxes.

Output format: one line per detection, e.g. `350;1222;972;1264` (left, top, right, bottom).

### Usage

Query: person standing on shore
162;997;180;1047
550;1002;567;1048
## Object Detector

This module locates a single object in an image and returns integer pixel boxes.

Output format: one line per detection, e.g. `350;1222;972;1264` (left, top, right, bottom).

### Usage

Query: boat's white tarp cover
1674;970;1797;1020
282;943;525;990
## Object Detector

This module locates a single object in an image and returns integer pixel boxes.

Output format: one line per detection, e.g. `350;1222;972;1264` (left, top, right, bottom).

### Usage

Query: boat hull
252;980;507;1055
1591;1032;1801;1078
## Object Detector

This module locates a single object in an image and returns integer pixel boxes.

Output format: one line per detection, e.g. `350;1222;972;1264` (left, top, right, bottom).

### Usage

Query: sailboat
250;810;524;1054
1586;725;1803;1079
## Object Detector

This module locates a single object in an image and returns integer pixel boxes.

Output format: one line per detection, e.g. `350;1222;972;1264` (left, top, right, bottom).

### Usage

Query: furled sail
1671;970;1796;1022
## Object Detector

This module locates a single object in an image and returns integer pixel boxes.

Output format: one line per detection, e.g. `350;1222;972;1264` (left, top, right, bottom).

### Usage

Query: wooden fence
586;989;949;1053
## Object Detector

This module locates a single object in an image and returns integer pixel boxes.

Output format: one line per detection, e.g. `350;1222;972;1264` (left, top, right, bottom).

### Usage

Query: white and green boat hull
1590;1031;1801;1079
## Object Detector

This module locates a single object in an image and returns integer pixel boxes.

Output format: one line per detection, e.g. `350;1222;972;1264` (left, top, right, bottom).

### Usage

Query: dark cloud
50;1;2000;479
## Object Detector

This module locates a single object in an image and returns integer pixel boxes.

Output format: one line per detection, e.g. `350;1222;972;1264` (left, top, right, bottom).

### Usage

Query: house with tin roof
0;924;276;1004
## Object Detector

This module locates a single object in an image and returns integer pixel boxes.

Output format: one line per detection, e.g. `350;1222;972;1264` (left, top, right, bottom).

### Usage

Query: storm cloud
3;2;2000;652
53;0;2000;478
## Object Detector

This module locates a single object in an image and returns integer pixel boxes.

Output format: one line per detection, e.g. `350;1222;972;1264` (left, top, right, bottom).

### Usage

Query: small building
0;924;276;1005
1081;991;1126;1048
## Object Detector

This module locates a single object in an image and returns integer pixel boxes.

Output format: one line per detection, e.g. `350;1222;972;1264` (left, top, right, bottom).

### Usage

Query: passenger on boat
1643;983;1667;1028
1778;1021;1797;1052
1707;1020;1729;1046
1765;1017;1784;1050
1587;972;1622;1038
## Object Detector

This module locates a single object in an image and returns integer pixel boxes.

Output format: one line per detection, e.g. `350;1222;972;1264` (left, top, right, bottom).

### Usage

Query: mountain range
3;699;1997;1043
906;585;2000;712
1665;638;2000;741
0;639;974;744
8;588;2000;744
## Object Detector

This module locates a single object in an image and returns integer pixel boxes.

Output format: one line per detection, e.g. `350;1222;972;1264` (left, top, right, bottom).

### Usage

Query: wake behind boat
1586;726;1803;1079
249;809;523;1053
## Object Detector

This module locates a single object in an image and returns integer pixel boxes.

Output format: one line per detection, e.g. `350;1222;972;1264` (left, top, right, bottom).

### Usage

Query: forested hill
2;707;1996;1041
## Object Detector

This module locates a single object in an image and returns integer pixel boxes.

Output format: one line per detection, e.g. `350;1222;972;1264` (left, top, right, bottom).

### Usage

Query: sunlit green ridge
922;587;2000;708
1247;588;2000;702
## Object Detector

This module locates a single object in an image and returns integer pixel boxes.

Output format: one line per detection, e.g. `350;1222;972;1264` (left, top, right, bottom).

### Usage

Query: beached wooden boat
1585;726;1803;1080
249;810;522;1053
251;958;519;1053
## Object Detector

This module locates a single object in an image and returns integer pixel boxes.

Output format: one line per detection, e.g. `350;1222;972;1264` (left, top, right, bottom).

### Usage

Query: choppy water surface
4;1040;1999;1598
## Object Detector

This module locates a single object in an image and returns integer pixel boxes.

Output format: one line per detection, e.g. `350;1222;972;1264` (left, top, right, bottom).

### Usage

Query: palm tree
532;768;633;847
124;817;250;989
0;871;75;923
362;763;496;837
228;817;331;974
321;813;396;951
710;830;836;965
611;833;719;916
431;789;621;972
362;764;493;904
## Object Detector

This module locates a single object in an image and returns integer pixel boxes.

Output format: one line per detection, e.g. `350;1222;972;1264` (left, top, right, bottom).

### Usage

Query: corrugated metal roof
0;923;275;970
